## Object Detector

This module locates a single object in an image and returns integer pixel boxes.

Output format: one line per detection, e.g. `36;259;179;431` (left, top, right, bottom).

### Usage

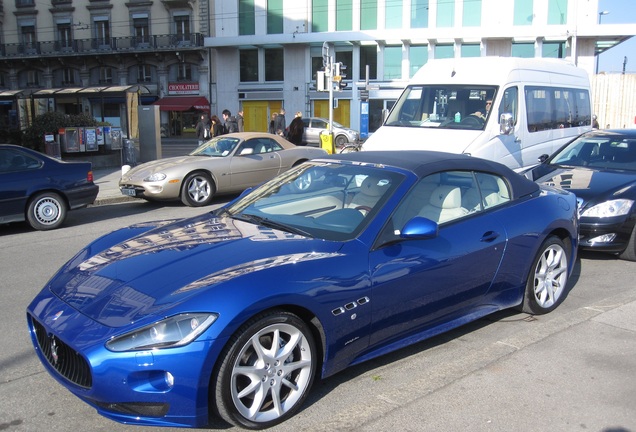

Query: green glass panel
267;0;283;34
384;46;402;79
461;44;480;57
337;0;353;31
361;0;378;30
409;45;428;77
463;0;481;27
313;0;329;32
437;0;455;28
386;0;402;29
434;44;454;59
512;42;535;57
239;0;255;36
547;0;567;25
411;0;429;28
514;0;534;26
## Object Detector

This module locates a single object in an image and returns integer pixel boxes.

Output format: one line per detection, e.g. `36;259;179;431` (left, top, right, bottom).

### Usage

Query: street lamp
596;11;610;74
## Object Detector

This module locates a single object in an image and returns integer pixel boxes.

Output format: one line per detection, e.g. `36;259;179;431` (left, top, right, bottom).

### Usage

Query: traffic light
339;81;348;90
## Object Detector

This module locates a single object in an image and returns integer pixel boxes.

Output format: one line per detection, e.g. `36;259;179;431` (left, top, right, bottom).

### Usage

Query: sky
596;0;636;73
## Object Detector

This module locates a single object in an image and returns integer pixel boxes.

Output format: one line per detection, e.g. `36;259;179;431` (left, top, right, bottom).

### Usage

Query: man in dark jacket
195;114;210;145
273;108;286;136
222;109;239;134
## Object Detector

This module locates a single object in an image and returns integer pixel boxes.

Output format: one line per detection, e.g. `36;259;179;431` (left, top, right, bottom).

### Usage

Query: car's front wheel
181;172;214;207
521;236;570;314
213;311;317;430
26;192;66;230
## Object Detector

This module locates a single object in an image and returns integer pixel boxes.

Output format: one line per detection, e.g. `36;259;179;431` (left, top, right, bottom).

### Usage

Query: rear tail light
87;171;94;182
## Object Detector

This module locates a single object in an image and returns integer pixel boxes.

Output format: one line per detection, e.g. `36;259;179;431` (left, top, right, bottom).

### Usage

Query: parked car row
14;127;636;430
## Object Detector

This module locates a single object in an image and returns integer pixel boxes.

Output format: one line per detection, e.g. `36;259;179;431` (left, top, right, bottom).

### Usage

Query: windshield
190;136;240;157
385;85;497;131
551;133;636;172
225;161;405;241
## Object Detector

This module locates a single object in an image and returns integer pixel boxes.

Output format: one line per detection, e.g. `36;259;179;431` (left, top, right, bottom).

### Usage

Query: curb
91;195;139;207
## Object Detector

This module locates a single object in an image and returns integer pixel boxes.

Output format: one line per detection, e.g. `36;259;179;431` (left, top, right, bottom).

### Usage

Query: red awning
152;96;210;111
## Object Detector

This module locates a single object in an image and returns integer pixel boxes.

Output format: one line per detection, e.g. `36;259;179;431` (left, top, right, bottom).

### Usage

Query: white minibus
362;57;592;170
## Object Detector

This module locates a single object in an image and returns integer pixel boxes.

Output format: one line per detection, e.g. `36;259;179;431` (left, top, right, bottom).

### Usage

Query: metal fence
592;74;636;129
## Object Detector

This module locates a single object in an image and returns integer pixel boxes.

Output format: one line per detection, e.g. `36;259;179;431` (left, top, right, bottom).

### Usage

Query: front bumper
579;215;636;253
26;293;226;428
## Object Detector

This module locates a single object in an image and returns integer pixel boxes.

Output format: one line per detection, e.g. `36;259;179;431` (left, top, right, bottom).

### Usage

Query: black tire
335;135;348;147
26;192;66;230
213;311;317;429
180;172;214;207
521;236;570;315
618;225;636;261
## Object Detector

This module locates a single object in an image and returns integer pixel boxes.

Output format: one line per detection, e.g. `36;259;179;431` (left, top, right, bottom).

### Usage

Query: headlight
581;199;634;218
106;313;218;352
144;172;167;182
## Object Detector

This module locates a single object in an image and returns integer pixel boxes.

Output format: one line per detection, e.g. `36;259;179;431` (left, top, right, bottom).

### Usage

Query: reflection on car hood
47;213;342;327
123;156;212;177
535;166;636;201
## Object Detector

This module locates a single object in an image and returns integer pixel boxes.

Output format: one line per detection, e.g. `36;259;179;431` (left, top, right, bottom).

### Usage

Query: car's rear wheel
521;236;569;314
26;192;66;230
618;225;636;261
181;172;214;207
213;311;316;430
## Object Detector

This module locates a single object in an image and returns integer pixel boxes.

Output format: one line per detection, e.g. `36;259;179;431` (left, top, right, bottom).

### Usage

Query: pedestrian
237;110;245;132
222;109;239;134
592;115;600;129
210;115;223;137
195;114;210;145
274;108;286;136
269;113;278;134
287;111;305;145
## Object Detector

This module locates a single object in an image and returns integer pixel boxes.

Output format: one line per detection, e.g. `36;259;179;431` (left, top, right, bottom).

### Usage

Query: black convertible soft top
322;150;540;199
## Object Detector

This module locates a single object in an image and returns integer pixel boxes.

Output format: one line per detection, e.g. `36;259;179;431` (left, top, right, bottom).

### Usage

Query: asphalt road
0;199;635;432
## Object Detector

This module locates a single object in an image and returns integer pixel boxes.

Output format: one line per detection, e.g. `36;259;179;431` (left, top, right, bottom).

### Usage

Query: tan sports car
119;132;327;206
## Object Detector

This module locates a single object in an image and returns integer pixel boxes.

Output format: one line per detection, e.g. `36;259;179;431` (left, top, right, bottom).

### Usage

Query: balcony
0;32;204;59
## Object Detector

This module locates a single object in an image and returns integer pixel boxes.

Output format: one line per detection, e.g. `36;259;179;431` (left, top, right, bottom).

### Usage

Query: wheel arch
25;188;70;214
179;169;218;196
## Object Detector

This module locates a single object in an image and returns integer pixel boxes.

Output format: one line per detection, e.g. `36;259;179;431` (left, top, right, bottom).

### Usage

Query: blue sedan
0;144;99;230
27;151;578;429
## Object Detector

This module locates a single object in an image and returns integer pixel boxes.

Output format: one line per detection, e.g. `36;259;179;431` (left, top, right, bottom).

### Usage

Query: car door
0;148;40;222
367;171;508;347
305;118;327;146
229;137;282;189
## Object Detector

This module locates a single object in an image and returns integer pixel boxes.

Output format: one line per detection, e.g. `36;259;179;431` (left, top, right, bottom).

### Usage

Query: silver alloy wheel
33;196;62;225
230;322;313;423
186;175;211;203
532;243;568;309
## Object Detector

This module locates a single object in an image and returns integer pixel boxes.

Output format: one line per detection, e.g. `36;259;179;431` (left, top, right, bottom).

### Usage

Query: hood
123;156;208;178
535;166;636;202
363;125;481;153
48;213;342;327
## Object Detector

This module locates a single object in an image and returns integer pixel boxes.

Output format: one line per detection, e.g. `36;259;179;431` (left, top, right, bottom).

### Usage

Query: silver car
301;117;360;148
119;132;327;207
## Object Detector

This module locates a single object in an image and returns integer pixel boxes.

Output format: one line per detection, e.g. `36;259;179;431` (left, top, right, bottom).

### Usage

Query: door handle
480;231;500;243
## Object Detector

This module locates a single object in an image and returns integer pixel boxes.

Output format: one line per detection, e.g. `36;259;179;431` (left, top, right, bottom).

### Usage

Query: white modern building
205;0;636;135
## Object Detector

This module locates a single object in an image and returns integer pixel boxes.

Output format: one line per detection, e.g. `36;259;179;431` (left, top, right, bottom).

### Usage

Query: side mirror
400;217;439;240
538;154;550;164
499;113;514;135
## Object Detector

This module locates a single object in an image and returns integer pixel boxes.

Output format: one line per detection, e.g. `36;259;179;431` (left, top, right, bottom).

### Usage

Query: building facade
0;0;634;143
0;0;211;140
206;0;636;135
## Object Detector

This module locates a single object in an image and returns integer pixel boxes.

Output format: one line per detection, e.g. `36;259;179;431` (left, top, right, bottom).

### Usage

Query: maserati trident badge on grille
50;336;59;366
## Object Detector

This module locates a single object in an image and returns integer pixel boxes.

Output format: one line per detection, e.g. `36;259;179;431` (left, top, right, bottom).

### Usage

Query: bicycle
338;141;363;153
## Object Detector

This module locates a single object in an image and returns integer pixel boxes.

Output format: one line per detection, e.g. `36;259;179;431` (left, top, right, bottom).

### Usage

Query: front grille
30;316;93;389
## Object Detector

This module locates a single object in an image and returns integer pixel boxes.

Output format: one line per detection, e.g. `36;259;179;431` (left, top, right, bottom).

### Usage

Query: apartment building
0;0;210;140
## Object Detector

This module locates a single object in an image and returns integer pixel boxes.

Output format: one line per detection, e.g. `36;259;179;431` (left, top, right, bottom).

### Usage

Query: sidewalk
92;166;134;206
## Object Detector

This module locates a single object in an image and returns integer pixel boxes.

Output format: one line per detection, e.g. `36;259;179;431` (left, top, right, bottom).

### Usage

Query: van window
385;85;497;131
525;86;591;133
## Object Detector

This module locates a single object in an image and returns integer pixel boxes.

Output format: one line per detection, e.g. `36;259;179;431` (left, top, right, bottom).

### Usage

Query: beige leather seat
348;176;388;211
418;185;467;224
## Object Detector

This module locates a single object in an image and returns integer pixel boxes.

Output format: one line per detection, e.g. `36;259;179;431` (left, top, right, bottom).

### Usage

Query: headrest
359;177;388;197
429;185;462;209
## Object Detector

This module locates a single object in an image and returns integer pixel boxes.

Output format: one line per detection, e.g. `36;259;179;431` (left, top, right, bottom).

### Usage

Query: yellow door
242;101;283;132
313;99;351;127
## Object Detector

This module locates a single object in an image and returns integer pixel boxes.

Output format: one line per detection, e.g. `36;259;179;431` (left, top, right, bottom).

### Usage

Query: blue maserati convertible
27;151;578;429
